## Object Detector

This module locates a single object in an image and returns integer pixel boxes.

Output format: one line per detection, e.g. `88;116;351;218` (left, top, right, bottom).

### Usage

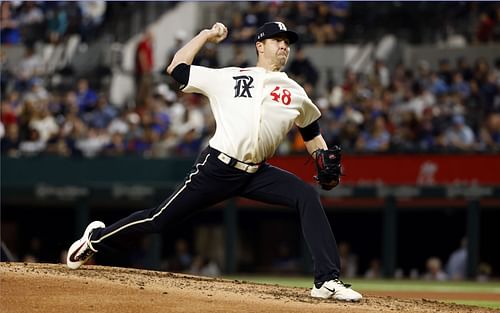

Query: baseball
214;22;225;36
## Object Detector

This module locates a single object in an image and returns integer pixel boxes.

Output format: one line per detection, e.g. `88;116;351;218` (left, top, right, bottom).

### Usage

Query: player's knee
302;183;319;199
294;182;320;205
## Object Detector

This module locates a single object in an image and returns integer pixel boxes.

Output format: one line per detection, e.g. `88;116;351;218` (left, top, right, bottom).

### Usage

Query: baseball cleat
66;221;105;269
310;279;362;301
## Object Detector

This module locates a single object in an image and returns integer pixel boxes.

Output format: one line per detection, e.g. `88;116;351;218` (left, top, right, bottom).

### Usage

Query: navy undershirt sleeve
171;63;190;86
298;119;320;141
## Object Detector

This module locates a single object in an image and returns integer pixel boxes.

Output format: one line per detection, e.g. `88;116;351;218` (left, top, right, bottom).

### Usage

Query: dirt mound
0;262;494;313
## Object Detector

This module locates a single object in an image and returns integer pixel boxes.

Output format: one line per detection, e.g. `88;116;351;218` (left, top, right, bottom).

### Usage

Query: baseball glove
313;146;343;190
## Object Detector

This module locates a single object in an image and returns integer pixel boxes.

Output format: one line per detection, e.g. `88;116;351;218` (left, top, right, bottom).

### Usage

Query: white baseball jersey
183;66;321;163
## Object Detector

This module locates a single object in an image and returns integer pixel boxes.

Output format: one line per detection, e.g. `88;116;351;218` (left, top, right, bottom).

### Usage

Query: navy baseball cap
255;22;298;44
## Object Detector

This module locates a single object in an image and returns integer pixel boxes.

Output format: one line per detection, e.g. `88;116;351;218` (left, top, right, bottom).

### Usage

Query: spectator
0;49;13;95
456;56;474;82
75;127;110;158
1;123;20;157
481;72;499;112
438;58;453;86
46;3;68;44
64;2;83;37
135;30;154;105
60;91;83;133
475;10;497;43
287;45;319;87
417;106;443;151
338;119;361;152
368;59;390;88
107;109;131;136
14;45;45;93
18;96;37;140
228;12;255;43
1;98;18;127
364;258;382;279
25;78;50;104
445;238;468;280
242;3;268;37
102;132;126;157
84;94;117;129
477;112;500;151
285;2;316;43
45;129;72;157
17;1;44;46
151;129;178;158
176;128;203;157
189;255;221;277
126;115;158;157
166;239;192;272
18;128;46;156
444;114;475;150
172;95;205;139
0;1;21;45
29;101;59;143
473;57;490;85
328;1;350;41
477;262;492;282
450;72;471;99
494;57;500;85
429;72;449;97
147;93;171;136
356;115;391;152
391;110;419;151
310;3;336;44
338;241;358;278
75;78;98;112
78;1;106;43
423;257;448;281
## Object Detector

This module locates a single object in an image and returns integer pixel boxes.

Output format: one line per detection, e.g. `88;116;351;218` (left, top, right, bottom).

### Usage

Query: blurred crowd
308;56;500;154
0;77;213;158
2;2;500;158
226;2;349;45
339;238;492;281
2;48;499;158
223;2;500;45
1;1;106;46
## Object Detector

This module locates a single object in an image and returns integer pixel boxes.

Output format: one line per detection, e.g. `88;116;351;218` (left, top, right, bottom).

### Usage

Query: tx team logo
233;75;254;98
275;22;287;31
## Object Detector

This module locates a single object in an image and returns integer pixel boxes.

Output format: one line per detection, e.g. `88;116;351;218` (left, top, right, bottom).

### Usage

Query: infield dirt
0;262;496;313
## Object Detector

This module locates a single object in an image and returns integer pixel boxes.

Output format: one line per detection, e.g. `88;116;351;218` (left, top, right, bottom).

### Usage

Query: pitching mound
0;262;494;313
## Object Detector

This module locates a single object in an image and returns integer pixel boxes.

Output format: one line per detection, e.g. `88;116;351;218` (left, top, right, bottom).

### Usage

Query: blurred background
1;1;499;282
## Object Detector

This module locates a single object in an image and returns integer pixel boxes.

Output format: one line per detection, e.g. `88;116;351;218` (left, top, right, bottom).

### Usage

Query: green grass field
225;275;500;309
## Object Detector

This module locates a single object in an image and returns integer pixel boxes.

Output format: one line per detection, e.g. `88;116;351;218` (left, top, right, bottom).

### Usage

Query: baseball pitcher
67;21;362;302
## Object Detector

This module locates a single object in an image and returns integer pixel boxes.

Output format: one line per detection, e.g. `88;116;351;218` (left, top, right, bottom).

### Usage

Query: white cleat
66;221;105;269
311;279;362;302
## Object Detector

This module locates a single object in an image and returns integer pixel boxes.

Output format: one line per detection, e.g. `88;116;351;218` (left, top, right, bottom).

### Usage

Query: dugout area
2;156;500;279
2;192;499;279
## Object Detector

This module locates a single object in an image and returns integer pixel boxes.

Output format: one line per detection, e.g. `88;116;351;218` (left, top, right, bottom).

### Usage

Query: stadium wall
2;156;499;277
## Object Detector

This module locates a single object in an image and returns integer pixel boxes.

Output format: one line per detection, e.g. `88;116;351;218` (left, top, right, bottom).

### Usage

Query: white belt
217;153;260;174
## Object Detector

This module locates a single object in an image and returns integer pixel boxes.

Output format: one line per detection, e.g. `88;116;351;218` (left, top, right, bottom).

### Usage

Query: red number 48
270;86;292;105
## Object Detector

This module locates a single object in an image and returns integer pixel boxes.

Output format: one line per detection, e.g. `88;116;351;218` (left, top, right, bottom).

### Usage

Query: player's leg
240;164;361;301
67;148;246;269
241;164;339;281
